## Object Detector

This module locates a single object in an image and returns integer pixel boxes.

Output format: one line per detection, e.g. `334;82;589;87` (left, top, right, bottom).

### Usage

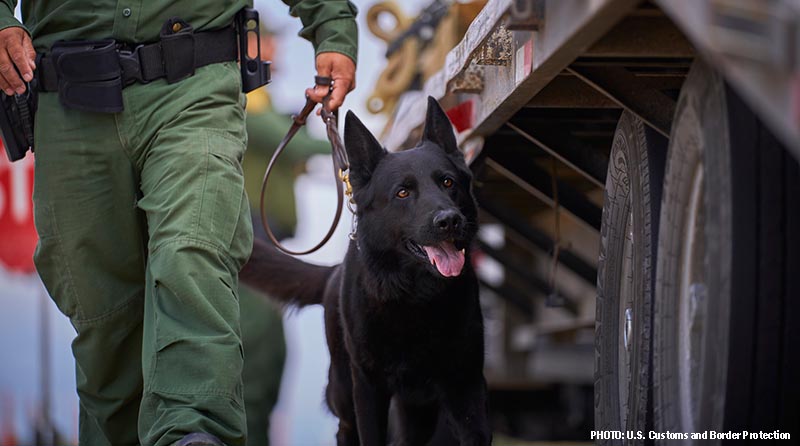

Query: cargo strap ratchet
260;76;353;256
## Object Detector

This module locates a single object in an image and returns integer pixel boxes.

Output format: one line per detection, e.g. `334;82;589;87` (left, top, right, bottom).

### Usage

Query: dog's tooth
461;249;465;255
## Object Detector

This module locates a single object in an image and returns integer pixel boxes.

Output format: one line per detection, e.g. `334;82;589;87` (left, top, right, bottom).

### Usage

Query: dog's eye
442;177;454;188
396;188;410;199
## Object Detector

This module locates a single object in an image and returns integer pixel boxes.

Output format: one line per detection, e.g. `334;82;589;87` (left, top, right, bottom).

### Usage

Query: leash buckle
339;168;358;241
338;168;354;202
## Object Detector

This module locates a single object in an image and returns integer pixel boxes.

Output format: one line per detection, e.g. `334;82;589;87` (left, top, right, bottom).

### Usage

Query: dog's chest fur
330;246;484;399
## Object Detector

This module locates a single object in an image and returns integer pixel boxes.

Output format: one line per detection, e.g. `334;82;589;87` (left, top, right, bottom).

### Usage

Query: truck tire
595;112;667;445
653;59;800;443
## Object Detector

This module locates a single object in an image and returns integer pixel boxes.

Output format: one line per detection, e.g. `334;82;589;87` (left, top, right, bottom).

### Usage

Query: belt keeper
161;18;195;83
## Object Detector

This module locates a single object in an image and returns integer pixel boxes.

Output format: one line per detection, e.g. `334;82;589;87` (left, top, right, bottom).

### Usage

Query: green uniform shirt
0;0;358;62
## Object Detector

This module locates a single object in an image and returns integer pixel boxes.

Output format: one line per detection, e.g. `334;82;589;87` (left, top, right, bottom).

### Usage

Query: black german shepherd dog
240;97;490;446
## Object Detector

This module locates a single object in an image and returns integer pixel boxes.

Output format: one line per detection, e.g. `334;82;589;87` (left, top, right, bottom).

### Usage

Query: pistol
0;83;36;162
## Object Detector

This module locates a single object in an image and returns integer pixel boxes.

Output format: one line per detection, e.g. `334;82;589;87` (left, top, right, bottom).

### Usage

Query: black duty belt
36;18;237;113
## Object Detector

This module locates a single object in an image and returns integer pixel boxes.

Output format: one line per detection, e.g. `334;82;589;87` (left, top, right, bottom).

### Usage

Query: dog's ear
422;96;458;155
345;110;386;186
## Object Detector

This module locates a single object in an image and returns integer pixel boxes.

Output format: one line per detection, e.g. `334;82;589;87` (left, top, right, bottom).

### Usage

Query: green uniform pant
239;285;286;446
32;62;253;446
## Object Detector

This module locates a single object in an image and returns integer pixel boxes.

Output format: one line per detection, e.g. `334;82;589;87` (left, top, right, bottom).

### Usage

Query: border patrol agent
0;1;357;445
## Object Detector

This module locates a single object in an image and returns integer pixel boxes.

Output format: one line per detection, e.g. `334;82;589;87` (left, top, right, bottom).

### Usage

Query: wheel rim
617;204;635;430
677;165;706;432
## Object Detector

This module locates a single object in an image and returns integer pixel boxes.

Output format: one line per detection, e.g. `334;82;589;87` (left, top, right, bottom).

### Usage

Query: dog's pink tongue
423;241;465;277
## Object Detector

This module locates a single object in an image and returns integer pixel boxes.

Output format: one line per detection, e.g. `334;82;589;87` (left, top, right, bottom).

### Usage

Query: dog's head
344;97;478;278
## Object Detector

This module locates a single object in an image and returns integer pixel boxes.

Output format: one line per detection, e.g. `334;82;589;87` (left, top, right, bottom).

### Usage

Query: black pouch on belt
50;39;124;113
160;18;196;83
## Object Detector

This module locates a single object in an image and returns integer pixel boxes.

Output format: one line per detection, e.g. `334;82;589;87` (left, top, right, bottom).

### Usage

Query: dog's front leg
350;365;390;446
440;376;491;446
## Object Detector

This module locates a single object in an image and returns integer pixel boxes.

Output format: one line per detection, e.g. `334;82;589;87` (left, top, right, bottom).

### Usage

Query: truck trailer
370;0;799;442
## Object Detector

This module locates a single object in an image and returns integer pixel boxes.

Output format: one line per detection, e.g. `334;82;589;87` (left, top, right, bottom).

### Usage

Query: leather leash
259;76;353;255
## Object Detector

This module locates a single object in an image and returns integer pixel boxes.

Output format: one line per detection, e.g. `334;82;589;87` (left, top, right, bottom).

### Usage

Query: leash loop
259;78;353;255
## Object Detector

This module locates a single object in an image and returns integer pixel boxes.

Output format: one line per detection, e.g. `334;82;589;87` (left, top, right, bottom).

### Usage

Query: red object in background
1;394;18;446
0;145;37;274
445;100;475;133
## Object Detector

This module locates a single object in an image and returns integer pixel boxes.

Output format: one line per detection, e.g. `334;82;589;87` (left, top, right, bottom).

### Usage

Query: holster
236;8;271;93
0;84;37;162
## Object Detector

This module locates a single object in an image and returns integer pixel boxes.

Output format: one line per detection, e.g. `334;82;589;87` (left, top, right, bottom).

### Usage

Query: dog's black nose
433;209;463;233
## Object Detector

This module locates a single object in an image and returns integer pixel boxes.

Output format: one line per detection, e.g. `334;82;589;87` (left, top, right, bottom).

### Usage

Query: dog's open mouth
407;240;466;277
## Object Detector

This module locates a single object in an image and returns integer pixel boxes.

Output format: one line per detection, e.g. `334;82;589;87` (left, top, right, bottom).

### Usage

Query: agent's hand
306;52;355;112
0;27;36;96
